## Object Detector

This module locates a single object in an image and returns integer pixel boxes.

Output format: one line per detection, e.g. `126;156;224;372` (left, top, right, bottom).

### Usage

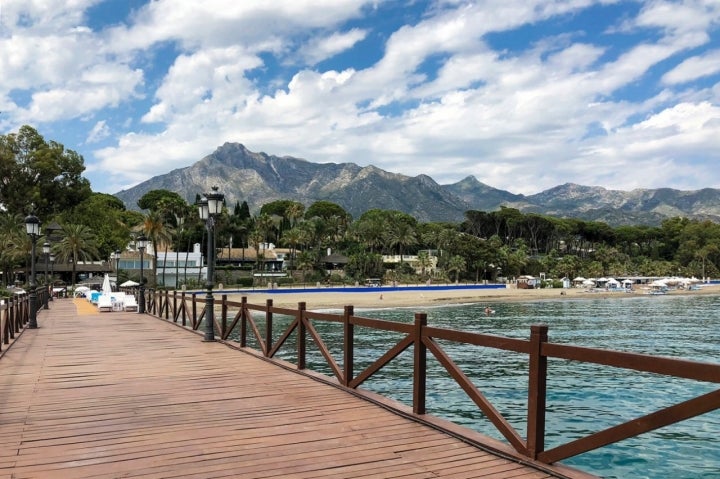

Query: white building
154;243;206;288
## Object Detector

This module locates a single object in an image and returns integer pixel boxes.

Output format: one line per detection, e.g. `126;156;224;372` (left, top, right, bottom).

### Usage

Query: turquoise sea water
248;293;720;479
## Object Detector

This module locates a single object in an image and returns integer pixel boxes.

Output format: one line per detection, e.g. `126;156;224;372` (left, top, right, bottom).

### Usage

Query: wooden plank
0;299;583;479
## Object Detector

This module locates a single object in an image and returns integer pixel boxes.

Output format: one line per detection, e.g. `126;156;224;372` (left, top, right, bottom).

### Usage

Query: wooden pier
0;299;586;479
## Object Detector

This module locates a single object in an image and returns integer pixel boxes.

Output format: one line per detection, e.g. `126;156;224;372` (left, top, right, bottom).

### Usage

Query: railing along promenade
0;287;49;356
146;289;720;468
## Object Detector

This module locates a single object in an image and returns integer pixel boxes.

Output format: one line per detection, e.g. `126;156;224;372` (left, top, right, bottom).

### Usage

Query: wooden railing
1;292;32;354
147;289;720;465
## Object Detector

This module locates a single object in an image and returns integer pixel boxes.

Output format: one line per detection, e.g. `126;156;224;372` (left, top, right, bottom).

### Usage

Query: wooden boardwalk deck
1;299;585;479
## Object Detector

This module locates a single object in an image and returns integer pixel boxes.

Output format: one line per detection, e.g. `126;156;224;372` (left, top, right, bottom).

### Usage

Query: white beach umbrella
120;280;139;287
102;274;112;295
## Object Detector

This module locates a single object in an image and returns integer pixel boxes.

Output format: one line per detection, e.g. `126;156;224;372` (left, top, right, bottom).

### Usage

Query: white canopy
573;276;586;282
74;286;91;297
120;280;140;287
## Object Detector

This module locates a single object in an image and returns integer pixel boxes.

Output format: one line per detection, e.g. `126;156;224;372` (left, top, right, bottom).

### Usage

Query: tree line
2;125;719;291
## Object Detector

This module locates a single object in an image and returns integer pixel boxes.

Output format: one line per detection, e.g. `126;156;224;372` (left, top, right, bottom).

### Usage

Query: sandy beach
225;283;720;311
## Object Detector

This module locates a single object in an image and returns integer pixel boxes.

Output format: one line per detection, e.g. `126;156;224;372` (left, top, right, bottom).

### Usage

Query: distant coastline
219;282;720;311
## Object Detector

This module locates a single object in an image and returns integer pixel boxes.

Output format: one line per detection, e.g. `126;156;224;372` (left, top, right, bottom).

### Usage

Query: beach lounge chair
97;295;113;312
124;295;138;312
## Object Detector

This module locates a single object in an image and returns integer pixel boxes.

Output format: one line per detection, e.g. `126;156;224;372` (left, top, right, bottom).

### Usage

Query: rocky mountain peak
114;142;720;226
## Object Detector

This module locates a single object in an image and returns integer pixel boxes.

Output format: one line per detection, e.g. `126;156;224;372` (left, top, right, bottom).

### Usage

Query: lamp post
198;186;224;341
174;214;184;289
50;253;55;299
137;235;147;313
114;249;121;284
43;242;50;309
25;214;40;329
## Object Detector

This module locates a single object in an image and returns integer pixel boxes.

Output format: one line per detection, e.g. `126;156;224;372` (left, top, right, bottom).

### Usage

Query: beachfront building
153;243;204;288
116;244;156;286
216;242;286;271
382;250;438;275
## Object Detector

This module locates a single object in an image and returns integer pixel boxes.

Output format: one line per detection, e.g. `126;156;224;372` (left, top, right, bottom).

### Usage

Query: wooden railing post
191;292;198;329
527;324;549;459
240;296;248;347
21;293;28;328
19;294;27;328
343;305;354;387
264;299;273;356
298;302;306;370
9;298;17;337
181;292;186;326
164;290;170;319
23;294;29;328
221;294;228;339
413;312;427;415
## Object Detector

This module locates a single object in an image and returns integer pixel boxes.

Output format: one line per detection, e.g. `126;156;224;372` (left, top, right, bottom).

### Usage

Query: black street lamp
25;214;40;329
114;249;121;284
43;242;50;310
198;186;224;341
174;215;184;289
137;235;148;313
49;253;55;300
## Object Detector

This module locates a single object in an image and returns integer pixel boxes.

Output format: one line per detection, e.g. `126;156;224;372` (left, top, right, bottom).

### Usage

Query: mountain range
114;143;720;226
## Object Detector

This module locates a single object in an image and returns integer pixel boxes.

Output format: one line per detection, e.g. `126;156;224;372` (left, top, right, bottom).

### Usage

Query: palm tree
286;202;304;228
446;255;467;283
165;200;190;288
282;227;303;275
295;251;315;284
248;228;265;273
386;220;417;263
416;250;432;277
142;211;172;287
0;213;26;285
695;244;719;280
270;214;283;243
54;223;100;289
354;216;385;253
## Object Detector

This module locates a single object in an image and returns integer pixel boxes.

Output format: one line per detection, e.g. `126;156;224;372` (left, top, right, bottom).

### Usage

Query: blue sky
1;0;719;196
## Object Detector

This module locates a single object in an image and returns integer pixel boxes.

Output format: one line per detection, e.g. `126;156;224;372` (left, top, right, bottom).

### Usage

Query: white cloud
86;120;110;144
105;0;371;54
299;28;368;65
663;49;720;85
2;0;720;196
16;64;143;123
142;46;260;124
574;101;720;190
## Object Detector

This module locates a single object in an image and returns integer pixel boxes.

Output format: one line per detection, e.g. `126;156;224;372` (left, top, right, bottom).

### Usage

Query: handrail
146;290;720;467
1;293;32;355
